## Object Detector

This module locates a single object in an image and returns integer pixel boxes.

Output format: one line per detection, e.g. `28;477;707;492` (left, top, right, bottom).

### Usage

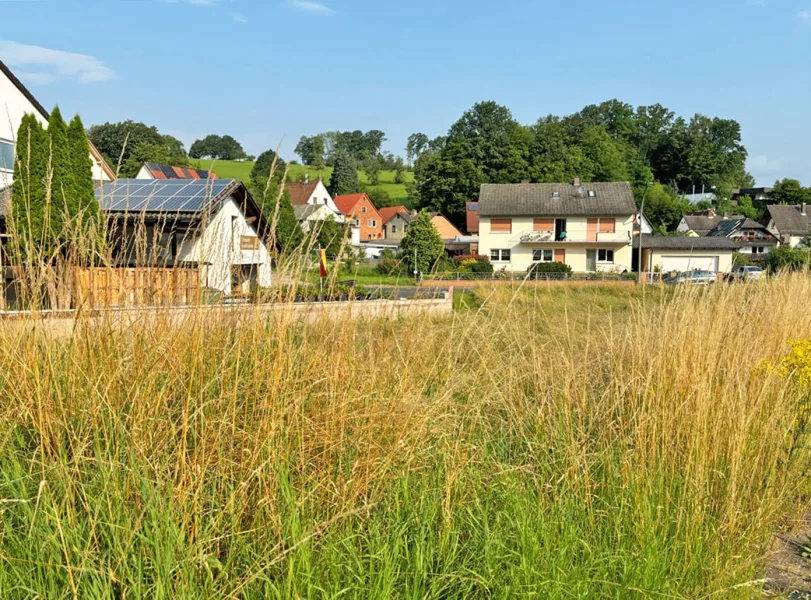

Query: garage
634;236;738;275
660;255;719;272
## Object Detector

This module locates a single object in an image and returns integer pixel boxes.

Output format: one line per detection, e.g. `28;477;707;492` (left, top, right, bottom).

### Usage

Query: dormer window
588;190;597;197
552;192;560;198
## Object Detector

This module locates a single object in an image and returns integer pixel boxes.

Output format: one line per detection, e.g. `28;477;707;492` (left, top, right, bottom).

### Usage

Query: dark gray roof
633;235;739;250
96;179;237;213
765;204;811;236
477;182;637;217
682;214;743;235
293;204;320;220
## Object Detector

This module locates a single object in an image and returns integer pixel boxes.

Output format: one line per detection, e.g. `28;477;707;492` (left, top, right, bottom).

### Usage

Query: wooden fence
73;267;201;309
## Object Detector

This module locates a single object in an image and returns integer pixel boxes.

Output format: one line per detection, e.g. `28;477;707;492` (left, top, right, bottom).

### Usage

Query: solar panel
97;179;234;214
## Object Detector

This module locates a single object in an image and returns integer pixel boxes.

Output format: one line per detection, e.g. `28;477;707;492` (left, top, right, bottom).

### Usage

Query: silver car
727;265;764;282
665;270;718;285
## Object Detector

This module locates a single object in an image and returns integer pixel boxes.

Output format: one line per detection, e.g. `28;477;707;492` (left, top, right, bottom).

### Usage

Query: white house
477;181;638;273
634;236;737;274
677;209;743;237
763;204;811;248
0;60;115;190
705;217;777;260
286;178;344;224
96;179;272;295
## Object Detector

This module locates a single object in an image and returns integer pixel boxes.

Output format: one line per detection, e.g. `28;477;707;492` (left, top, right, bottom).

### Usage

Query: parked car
726;265;764;282
664;270;718;285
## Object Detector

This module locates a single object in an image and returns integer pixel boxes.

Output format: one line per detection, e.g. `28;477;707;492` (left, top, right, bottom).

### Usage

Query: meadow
190;159;415;205
1;277;810;598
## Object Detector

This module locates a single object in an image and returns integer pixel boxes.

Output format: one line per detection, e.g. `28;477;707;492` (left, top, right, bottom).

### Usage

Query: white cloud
232;12;248;22
0;40;114;83
287;0;335;15
799;9;811;20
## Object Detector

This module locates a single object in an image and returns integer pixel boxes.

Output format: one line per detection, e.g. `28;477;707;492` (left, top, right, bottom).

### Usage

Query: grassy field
1;277;811;597
190;159;414;205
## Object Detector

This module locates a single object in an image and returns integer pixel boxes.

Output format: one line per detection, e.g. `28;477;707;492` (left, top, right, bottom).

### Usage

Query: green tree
261;188;303;253
364;157;381;186
311;216;351;257
735;194;760;220
88;121;174;171
771;179;811;205
400;210;445;275
10;114;48;255
121;142;180;178
643;184;691;232
67;114;101;252
47;107;73;240
406;132;429;165
393;157;406;184
250;149;287;197
328;151;359;197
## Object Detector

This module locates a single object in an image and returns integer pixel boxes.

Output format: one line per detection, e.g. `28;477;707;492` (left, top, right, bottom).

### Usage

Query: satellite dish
577;186;586;197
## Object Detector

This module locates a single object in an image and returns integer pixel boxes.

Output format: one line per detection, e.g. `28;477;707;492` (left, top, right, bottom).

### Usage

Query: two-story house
707;217;778;261
286;178;345;224
477;181;637;273
763;204;811;247
334;193;383;240
379;205;412;240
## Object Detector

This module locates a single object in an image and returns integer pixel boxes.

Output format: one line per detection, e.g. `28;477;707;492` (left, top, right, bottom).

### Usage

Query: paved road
370;285;451;299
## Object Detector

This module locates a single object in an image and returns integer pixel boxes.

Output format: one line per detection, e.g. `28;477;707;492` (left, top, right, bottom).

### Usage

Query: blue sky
1;0;810;186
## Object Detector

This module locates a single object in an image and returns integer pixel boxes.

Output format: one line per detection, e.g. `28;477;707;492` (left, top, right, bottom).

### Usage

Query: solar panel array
96;179;234;213
708;219;741;237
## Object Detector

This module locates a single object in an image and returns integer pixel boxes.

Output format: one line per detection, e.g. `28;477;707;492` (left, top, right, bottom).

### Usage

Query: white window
0;140;14;171
490;249;511;262
588;190;597;197
391;225;397;234
361;206;367;213
597;249;614;263
552;192;560;198
368;219;376;227
752;246;766;254
532;249;554;262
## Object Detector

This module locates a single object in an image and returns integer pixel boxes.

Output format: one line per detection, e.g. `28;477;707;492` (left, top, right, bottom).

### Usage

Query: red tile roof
333;193;368;216
378;205;409;224
144;162;217;180
286;180;320;206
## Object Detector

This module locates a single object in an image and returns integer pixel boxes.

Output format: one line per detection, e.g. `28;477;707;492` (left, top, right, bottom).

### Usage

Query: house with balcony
477;180;637;273
707;217;778;261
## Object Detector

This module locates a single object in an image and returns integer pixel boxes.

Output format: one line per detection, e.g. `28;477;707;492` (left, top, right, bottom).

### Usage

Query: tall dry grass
0;276;809;598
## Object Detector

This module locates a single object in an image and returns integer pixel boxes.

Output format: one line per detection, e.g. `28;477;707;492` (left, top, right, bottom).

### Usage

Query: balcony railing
520;231;631;244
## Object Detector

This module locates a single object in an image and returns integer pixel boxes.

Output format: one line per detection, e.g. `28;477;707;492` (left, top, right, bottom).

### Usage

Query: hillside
190;159;414;206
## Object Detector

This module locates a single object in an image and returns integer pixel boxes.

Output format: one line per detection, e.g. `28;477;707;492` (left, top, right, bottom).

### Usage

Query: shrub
527;261;573;275
453;254;492;273
733;251;750;266
376;258;405;276
766;245;810;273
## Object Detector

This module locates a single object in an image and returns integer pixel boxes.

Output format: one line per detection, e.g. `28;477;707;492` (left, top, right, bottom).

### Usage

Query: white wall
0;67;111;188
181;196;272;295
301;180;345;223
643;249;734;274
478;215;635;273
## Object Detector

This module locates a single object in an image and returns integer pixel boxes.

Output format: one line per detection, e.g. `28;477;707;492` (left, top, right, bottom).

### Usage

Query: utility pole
638;183;653;284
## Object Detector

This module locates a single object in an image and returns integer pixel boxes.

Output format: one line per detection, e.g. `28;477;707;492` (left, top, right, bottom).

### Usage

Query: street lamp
637;182;654;284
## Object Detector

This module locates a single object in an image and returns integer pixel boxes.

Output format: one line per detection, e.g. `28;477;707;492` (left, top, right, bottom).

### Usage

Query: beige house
763;204;811;247
477;181;637;273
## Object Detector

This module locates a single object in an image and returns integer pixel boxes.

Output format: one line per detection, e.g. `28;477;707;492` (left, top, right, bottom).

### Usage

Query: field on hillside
191;159;414;205
1;278;811;597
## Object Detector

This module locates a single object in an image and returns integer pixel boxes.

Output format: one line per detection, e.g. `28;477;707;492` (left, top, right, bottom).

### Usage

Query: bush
453;254;492;273
527;262;573;275
376;258;405;276
733;251;750;266
766;245;810;273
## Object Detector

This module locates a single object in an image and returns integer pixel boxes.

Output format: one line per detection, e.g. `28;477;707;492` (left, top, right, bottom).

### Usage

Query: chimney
802;204;808;216
573;177;581;187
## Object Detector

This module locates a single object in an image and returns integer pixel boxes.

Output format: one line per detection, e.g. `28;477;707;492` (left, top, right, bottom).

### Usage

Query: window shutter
534;218;554;232
554;249;566;263
587;218;598;242
599;218;616;233
490;218;512;233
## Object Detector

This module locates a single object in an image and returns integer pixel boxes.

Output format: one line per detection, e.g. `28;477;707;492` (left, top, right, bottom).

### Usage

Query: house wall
0;68;111;188
299;205;338;233
181;196;272;295
384;214;410;240
349;197;383;240
478;215;635;273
